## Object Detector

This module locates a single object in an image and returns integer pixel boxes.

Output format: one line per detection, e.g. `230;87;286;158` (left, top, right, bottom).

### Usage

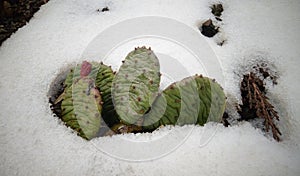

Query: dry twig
239;72;281;141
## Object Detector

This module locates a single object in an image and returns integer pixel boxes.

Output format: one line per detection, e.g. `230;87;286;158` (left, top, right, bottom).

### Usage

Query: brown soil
0;0;48;46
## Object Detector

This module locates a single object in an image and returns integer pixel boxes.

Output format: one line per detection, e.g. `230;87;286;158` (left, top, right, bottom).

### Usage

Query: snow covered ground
0;0;300;175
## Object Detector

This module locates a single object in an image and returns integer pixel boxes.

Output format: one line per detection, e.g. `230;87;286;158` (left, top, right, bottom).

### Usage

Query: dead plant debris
238;69;281;141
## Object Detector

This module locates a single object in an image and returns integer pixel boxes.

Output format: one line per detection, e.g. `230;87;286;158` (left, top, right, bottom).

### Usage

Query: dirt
48;67;69;121
0;0;48;46
211;4;223;18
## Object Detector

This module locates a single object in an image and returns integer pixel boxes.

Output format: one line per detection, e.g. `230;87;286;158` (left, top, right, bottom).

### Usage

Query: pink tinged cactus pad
58;61;105;140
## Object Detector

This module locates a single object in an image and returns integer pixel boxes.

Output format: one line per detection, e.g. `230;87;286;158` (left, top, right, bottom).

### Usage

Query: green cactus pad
95;62;119;127
143;75;226;131
61;78;102;140
112;47;161;124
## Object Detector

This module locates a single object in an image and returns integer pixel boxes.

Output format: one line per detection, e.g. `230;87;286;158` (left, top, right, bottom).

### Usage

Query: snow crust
0;0;300;175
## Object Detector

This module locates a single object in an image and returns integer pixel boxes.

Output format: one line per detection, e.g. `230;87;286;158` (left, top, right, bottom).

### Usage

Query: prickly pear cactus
60;61;103;140
143;75;226;131
95;62;119;127
112;47;161;125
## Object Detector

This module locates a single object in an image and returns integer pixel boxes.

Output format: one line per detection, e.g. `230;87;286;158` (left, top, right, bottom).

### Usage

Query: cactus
112;47;161;125
60;61;103;140
51;50;227;138
95;62;119;127
143;75;226;131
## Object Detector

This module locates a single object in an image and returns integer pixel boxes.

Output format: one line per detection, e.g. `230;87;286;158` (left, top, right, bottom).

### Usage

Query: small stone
215;17;222;21
200;19;218;38
211;4;223;17
98;6;109;12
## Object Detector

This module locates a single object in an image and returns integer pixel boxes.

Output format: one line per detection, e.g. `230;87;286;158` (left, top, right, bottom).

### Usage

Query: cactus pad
60;61;103;140
95;62;119;127
112;47;161;124
61;78;102;140
143;75;226;131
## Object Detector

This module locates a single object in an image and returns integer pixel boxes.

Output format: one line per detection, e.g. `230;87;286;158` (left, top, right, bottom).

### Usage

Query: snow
1;0;300;175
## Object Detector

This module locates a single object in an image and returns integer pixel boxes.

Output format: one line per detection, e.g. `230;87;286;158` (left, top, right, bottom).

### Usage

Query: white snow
1;0;300;175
